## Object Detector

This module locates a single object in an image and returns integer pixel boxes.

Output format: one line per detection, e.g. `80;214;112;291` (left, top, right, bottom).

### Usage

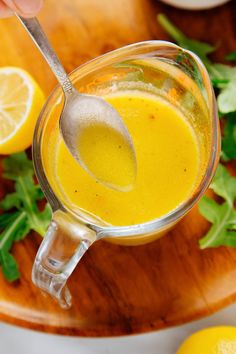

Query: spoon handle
16;15;73;93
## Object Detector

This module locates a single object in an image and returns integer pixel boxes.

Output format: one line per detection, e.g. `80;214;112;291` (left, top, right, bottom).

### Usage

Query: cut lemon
0;67;45;154
177;326;236;354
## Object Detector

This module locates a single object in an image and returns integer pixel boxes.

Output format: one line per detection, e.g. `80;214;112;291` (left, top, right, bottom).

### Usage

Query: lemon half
177;326;236;354
0;67;45;154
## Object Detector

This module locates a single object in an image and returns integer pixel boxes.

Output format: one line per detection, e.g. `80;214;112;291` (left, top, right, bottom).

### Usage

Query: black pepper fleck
149;114;155;120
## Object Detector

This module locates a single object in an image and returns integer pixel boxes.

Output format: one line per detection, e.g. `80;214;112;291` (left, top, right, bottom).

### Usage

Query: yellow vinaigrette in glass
78;122;136;192
42;91;202;227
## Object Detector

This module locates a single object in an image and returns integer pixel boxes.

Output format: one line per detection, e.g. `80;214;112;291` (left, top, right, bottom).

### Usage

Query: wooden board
0;0;236;337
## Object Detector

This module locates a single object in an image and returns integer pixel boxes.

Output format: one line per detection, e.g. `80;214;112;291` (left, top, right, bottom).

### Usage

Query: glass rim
33;40;220;238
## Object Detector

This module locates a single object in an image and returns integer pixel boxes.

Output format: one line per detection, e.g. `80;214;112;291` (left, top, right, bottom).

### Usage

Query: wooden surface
0;0;236;337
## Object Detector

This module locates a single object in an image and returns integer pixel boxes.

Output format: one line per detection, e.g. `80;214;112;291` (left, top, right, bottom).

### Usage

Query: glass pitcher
32;40;220;308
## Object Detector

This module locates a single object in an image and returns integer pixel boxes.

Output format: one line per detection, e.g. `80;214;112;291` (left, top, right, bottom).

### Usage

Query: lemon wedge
0;67;45;154
177;326;236;354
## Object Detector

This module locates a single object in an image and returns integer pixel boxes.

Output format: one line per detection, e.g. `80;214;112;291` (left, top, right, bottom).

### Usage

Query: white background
0;303;236;354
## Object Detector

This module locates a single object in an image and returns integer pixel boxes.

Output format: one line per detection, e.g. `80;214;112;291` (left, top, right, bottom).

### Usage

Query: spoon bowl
60;89;137;191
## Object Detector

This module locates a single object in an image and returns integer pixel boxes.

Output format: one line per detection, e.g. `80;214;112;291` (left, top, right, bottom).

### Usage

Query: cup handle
32;210;97;308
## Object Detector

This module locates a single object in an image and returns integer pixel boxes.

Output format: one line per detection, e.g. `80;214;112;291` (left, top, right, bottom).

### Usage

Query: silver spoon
16;15;136;191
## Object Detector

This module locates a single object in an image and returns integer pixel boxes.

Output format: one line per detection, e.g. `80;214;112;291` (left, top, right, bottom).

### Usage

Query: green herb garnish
0;152;51;281
158;14;215;70
199;164;236;249
226;51;236;61
158;14;236;249
157;14;236;114
221;111;236;161
211;64;236;114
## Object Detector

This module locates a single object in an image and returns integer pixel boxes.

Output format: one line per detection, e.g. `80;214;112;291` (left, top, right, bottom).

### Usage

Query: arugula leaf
0;211;29;281
199;164;236;249
0;252;20;282
217;81;236;114
3;152;33;180
0;152;52;281
0;193;21;211
1;152;52;236
210;164;236;205
34;186;45;201
211;78;229;87
210;64;236;84
221;112;236;161
157;15;236;249
0;212;20;229
209;64;236;113
0;212;28;253
226;52;236;61
157;14;215;69
199;198;236;248
15;175;47;236
157;14;236;114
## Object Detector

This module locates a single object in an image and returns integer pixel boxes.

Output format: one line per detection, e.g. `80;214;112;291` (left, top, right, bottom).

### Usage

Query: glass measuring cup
32;40;220;308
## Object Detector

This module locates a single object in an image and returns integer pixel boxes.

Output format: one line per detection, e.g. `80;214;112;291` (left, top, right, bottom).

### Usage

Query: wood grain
0;0;236;337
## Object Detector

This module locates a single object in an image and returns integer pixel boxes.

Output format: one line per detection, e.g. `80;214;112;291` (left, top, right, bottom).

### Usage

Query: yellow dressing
78;123;136;191
44;92;201;226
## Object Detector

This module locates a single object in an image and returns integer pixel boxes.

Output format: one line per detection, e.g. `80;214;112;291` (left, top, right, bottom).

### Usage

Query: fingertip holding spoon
16;15;136;191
